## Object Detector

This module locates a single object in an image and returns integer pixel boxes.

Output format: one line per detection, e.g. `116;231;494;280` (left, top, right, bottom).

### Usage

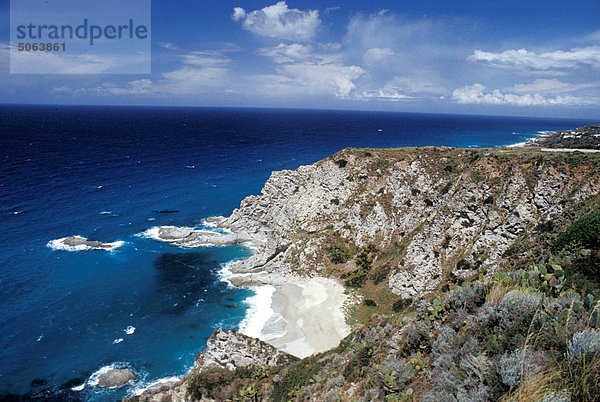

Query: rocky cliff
210;147;600;297
130;146;600;402
131;329;297;401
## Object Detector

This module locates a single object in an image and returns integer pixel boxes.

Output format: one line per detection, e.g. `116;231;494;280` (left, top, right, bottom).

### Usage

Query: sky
1;0;600;118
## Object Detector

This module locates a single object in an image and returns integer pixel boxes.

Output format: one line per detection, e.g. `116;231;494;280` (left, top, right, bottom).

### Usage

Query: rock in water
97;368;136;387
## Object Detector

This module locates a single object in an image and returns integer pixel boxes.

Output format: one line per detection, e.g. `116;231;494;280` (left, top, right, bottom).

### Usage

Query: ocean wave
238;285;276;339
75;362;141;392
128;376;181;397
124;326;135;335
46;236;124;252
136;225;239;248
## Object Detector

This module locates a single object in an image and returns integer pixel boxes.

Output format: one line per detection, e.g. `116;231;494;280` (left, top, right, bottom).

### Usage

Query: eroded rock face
97;368;136;387
194;329;297;372
211;148;600;297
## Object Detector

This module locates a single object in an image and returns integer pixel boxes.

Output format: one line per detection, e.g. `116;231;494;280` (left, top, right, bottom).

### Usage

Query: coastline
216;241;352;359
237;276;351;359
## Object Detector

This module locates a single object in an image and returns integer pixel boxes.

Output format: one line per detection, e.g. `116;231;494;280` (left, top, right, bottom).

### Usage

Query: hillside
131;146;600;401
531;124;600;149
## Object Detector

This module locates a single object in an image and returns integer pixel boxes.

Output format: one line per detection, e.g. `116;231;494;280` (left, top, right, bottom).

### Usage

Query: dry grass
499;369;561;402
485;280;518;305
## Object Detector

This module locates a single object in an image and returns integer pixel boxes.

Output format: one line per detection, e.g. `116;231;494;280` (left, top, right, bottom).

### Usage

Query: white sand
255;277;351;358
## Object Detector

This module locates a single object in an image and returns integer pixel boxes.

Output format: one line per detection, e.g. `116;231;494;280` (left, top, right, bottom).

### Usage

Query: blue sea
0;105;592;400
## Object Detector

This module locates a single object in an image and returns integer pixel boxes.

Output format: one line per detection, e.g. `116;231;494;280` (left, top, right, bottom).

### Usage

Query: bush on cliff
552;212;600;253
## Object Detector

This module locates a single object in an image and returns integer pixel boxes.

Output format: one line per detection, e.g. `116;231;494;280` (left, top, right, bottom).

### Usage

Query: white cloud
468;46;600;71
257;43;314;63
509;78;600;94
358;89;415;101
157;42;178;50
53;79;155;96
180;51;230;67
363;47;394;64
109;79;154;95
257;43;343;64
452;83;598;106
233;1;320;41
232;7;246;21
276;62;364;97
249;62;364;98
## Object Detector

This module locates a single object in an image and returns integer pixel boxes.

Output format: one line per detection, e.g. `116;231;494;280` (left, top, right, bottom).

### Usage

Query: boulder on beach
97;368;136;388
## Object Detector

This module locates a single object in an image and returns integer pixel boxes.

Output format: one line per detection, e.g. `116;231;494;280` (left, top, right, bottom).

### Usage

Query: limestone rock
97;368;136;387
208;148;600;297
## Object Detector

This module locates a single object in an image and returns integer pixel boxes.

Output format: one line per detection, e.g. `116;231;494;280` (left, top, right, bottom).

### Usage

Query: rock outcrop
131;329;297;401
47;235;124;251
193;329;297;371
207;147;600;296
98;368;136;387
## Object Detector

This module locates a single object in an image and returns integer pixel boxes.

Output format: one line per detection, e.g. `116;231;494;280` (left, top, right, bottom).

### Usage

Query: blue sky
1;0;600;118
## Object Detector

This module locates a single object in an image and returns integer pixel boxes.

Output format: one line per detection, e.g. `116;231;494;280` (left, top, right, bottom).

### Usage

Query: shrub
344;272;367;288
326;244;350;264
568;329;600;361
564;250;600;296
392;298;411;312
424;198;434;206
272;355;322;401
552;212;600;253
343;344;372;380
497;290;543;348
330;197;340;205
499;348;530;388
363;299;377;307
334;159;348;168
370;265;390;285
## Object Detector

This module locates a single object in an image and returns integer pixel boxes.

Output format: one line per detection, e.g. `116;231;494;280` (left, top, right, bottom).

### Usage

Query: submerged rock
97;368;136;388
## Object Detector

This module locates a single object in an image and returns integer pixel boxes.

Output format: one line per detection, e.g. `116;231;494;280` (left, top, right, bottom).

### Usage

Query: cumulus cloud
257;43;343;64
275;62;364;97
232;7;246;21
452;83;598;106
232;1;320;41
468;46;600;71
257;43;314;63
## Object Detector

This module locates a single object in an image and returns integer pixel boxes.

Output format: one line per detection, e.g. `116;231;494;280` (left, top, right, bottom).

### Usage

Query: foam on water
46;236;125;252
238;285;276;339
129;376;181;397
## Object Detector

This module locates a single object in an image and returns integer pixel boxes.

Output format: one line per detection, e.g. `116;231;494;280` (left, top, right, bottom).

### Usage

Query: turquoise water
0;106;591;400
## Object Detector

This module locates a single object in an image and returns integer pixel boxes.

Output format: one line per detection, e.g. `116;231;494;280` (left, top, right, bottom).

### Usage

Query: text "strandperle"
16;19;148;45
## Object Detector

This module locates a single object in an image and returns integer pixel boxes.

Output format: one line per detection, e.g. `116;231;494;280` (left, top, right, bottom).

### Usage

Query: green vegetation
334;159;348;168
552;212;600;253
325;243;351;264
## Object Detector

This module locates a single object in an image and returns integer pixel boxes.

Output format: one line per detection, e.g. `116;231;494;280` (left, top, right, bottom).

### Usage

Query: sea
0;105;592;400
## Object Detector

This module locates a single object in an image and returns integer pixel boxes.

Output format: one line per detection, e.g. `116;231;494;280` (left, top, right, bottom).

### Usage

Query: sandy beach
240;277;351;358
